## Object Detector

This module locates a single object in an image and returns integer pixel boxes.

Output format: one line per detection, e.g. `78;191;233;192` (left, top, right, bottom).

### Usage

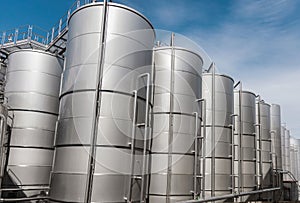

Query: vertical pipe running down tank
49;2;155;203
256;100;272;190
4;50;63;197
150;44;203;202
285;129;291;180
202;73;234;200
234;91;256;199
270;104;282;170
281;126;286;172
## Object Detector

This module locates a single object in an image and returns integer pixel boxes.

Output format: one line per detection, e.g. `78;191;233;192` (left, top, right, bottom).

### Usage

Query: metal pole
202;99;206;199
211;63;216;199
166;32;175;203
84;0;108;202
193;112;199;199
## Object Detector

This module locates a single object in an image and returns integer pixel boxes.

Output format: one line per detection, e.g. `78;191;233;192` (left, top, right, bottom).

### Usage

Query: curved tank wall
234;91;256;195
150;46;202;203
256;101;272;189
202;74;233;199
270;104;282;170
281;126;286;172
49;2;155;203
0;62;6;103
4;50;63;196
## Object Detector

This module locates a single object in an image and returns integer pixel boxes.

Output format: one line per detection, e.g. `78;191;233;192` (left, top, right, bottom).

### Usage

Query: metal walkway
0;0;99;59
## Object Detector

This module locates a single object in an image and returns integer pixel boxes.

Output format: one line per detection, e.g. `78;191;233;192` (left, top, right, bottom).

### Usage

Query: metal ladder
126;73;151;203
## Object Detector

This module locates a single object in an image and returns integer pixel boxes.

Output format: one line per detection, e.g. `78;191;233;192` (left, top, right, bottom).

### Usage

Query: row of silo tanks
0;1;299;203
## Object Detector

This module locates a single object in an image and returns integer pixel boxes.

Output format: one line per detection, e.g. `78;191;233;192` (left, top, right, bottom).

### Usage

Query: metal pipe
84;0;108;202
0;187;49;192
201;99;206;199
179;187;281;203
166;32;175;203
211;62;216;198
193;111;199;199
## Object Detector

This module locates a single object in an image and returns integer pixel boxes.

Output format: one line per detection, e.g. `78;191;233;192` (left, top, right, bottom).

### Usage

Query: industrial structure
0;0;299;202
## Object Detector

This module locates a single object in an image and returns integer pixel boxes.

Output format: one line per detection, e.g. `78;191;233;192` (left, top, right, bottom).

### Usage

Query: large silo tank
270;104;282;170
256;101;272;188
0;62;6;103
202;74;234;200
49;2;155;203
150;46;202;203
4;50;63;196
234;91;256;194
281;126;286;171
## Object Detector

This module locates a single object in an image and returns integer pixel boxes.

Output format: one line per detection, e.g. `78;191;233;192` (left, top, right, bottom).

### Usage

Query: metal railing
0;25;48;47
0;0;102;50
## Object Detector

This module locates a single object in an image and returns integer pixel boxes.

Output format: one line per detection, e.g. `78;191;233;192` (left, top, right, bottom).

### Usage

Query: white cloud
184;0;300;138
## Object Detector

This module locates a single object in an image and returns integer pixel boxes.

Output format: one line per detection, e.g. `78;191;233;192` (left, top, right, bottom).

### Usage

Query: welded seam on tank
148;194;193;197
151;151;194;156
84;1;109;202
9;145;54;150
6;69;61;78
152;111;202;119
54;144;151;152
5;91;60;99
12;127;55;132
59;89;152;105
7;109;58;116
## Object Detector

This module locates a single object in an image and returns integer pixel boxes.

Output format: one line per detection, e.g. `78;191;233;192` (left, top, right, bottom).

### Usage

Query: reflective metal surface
49;2;155;203
150;46;202;202
202;74;234;200
4;49;63;197
234;91;256;193
270;104;282;170
256;101;272;188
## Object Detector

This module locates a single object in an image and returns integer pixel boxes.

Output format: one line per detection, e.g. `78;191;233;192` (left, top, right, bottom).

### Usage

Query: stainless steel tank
49;2;155;203
234;91;256;195
150;45;203;203
281;126;286;172
256;100;272;189
270;104;282;170
202;73;234;200
4;49;63;197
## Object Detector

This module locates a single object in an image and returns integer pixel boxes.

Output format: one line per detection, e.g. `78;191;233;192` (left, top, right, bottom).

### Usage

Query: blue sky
1;0;300;137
